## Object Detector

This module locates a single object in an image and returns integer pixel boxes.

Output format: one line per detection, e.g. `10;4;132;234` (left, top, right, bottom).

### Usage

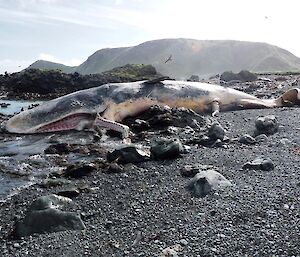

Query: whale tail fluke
276;88;300;107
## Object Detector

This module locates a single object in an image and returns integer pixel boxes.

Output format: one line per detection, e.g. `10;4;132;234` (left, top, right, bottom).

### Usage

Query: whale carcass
5;80;300;137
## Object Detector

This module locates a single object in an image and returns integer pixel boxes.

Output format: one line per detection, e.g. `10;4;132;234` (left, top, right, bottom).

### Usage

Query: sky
1;0;300;74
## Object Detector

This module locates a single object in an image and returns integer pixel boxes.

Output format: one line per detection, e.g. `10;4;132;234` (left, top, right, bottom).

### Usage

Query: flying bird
164;54;172;63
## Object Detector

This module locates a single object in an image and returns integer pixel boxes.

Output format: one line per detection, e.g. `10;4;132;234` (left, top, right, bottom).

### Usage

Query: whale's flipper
211;100;220;117
93;115;130;138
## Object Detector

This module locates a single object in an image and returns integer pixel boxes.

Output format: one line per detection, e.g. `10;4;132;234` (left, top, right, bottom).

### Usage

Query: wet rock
254;115;279;136
239;134;256;144
15;194;85;237
186;170;232;197
39;178;72;188
150;138;184;159
107;146;150;164
45;142;106;155
57;187;81;198
207;123;225;140
242;157;274;171
64;162;97;178
44;143;76;155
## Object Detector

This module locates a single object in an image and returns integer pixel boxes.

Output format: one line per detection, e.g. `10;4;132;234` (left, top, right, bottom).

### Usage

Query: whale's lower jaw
6;113;95;134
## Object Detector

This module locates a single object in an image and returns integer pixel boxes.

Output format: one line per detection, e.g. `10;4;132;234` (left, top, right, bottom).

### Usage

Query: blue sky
1;0;300;73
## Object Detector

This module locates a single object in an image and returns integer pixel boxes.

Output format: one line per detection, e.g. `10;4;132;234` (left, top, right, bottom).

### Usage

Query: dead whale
5;80;300;137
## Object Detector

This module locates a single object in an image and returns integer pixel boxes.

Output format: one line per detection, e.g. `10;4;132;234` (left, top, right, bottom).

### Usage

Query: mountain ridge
27;38;300;78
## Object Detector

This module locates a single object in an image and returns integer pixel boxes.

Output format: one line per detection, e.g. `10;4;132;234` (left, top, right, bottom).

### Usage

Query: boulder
64;163;97;178
254;115;279;136
242;157;274;171
150;138;184;159
15;194;85;237
207;123;225;141
186;170;232;197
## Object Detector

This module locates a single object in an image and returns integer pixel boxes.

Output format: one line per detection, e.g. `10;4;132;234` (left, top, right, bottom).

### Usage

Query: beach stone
39;178;72;188
186;170;232;197
44;143;73;154
239;134;256;144
159;244;183;257
57;187;81;198
15;194;85;237
150;138;184;159
254;115;279;136
107;146;150;164
255;134;268;143
207;123;225;140
64;162;97;178
242;157;274;171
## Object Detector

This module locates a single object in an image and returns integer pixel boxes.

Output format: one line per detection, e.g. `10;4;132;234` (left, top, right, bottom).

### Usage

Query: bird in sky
164;54;172;63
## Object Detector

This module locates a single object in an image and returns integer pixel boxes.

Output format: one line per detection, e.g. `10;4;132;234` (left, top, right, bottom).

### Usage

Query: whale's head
5;85;111;134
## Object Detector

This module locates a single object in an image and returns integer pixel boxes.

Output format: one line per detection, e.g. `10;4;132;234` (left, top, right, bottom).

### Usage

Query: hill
27;39;300;78
27;60;76;73
0;64;160;99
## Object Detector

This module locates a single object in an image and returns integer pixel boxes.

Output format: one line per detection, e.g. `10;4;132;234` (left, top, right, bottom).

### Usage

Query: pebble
13;243;20;248
179;239;188;246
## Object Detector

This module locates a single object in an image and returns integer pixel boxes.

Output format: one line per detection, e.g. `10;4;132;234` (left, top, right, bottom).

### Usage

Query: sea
0;99;44;115
0;100;45;202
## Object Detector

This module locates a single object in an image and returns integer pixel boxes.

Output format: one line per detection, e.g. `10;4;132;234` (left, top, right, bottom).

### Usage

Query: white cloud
0;59;33;74
38;53;83;66
38;53;60;63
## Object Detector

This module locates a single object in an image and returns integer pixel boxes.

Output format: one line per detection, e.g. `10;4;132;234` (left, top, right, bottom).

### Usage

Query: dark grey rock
15;194;85;237
150;138;184;159
242;157;274;171
207;123;225;140
57;188;81;198
239;134;256;144
186;170;232;197
254;115;279;136
107;146;150;164
64;162;97;178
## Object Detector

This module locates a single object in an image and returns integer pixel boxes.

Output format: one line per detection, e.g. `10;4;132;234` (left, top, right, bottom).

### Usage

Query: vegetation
0;64;160;99
102;64;157;80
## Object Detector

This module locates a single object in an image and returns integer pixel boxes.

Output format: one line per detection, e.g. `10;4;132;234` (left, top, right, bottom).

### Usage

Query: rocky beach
0;72;299;256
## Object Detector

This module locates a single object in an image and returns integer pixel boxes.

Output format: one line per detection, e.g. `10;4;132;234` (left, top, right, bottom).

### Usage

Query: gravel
0;94;300;256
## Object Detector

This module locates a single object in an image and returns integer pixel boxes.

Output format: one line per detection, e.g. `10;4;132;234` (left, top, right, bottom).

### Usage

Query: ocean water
0;100;44;115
